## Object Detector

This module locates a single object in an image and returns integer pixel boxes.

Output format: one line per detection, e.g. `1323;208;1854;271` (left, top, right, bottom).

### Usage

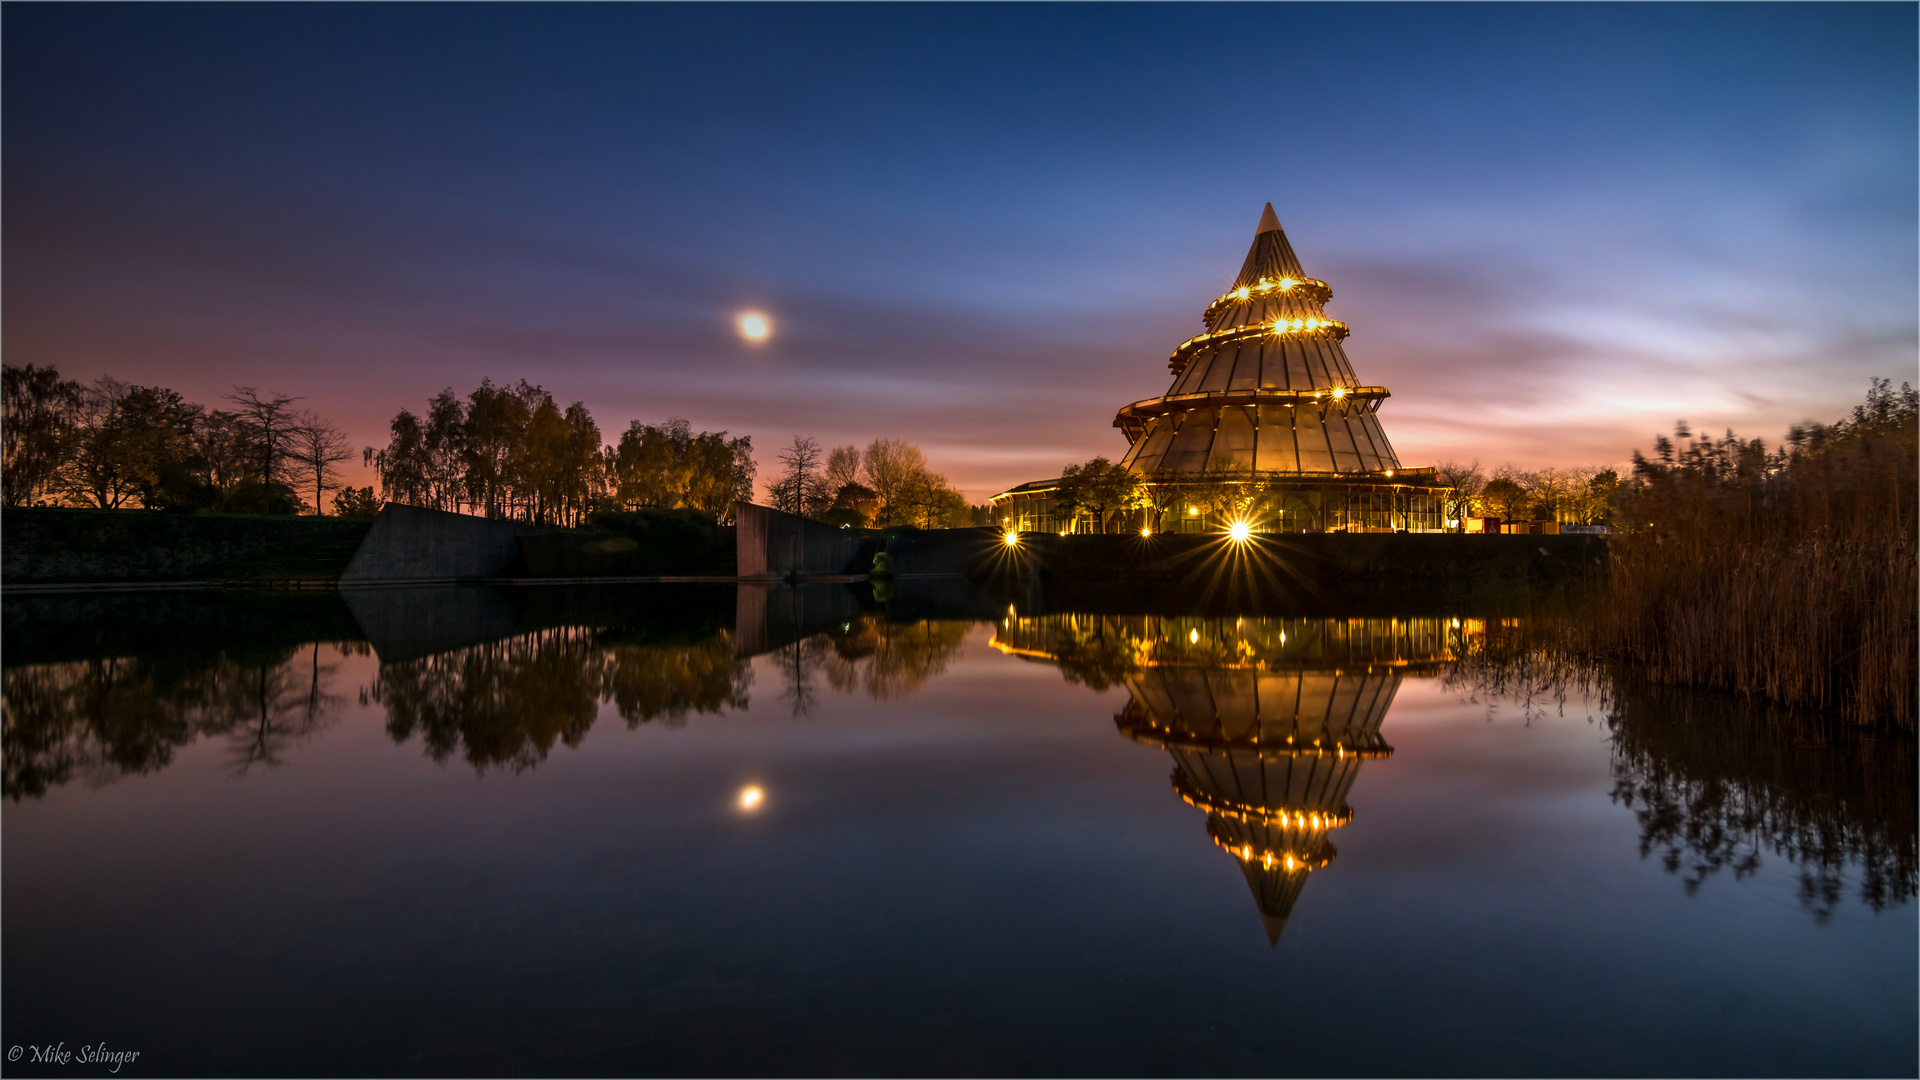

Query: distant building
993;204;1445;533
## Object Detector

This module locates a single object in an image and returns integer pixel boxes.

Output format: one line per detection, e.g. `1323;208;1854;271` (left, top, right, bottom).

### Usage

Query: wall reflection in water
997;615;1455;942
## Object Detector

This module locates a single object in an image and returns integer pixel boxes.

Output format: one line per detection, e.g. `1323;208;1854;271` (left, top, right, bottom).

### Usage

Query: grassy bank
1594;381;1917;731
3;507;375;583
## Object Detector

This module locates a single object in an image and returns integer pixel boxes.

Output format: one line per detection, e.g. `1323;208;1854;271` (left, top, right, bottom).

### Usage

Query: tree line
1029;455;1623;534
764;435;984;529
3;363;980;528
3;364;352;514
364;380;756;526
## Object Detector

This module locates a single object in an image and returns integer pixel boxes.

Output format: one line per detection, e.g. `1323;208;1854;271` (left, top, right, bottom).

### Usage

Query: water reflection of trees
370;628;751;772
772;618;969;715
3;643;349;799
371;617;967;758
1440;617;1916;919
820;619;970;699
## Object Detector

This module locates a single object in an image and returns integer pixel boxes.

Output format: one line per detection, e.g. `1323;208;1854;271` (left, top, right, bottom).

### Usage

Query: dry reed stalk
1595;381;1918;732
1599;530;1916;731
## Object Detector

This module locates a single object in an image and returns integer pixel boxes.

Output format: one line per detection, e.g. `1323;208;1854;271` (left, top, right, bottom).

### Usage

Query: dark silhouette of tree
1433;460;1486;530
332;486;381;517
422;388;468;512
290;411;353;515
2;363;83;506
461;378;534;519
369;409;431;506
223;387;302;486
768;435;828;516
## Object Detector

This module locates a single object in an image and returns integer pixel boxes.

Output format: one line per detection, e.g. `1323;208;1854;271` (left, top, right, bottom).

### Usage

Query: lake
3;582;1913;1077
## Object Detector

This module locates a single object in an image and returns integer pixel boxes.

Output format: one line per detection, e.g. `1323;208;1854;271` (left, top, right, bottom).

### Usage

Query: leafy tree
370;410;431;507
116;386;204;509
462;378;536;519
190;409;254;502
1479;474;1531;521
60;379;208;510
815;479;879;528
332;486;381;517
861;438;927;524
611;417;754;521
1054;457;1138;533
2;363;83;506
422;388;468;512
897;469;972;528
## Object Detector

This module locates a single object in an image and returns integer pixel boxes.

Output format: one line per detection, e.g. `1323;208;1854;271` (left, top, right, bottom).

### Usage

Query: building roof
1114;204;1410;478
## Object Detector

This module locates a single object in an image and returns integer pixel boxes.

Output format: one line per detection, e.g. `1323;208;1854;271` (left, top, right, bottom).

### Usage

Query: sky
5;3;1914;501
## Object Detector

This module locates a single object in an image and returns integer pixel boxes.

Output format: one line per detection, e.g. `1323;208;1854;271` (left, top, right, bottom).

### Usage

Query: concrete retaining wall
734;502;872;578
339;504;551;583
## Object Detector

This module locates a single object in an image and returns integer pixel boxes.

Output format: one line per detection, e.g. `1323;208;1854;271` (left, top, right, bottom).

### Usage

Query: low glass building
994;204;1446;534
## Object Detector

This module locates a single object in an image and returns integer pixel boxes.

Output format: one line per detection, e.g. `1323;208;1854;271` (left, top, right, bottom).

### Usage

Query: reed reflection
996;614;1455;943
1605;682;1916;920
1442;618;1916;919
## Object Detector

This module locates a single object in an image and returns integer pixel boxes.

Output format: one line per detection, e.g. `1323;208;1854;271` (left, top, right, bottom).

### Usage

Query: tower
993;204;1444;533
991;613;1456;944
1115;203;1400;476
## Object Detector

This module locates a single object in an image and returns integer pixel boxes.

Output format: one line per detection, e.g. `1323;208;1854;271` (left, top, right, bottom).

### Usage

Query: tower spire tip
1255;202;1282;235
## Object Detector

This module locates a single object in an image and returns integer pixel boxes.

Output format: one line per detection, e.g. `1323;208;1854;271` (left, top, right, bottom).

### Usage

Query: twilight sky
6;4;1914;500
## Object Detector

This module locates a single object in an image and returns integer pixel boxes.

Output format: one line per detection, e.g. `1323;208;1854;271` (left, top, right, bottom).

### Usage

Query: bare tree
290;410;354;514
824;445;862;496
769;435;828;516
224;387;303;489
1434;460;1487;530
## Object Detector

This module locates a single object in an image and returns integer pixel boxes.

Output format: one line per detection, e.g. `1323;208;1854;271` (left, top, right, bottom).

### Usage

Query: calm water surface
4;584;1914;1077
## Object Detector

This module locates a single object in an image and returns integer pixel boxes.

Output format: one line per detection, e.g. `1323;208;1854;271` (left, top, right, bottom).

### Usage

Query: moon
738;313;770;341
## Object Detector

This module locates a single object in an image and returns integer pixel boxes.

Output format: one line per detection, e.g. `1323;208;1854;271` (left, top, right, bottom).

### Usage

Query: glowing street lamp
1002;529;1021;548
738;313;771;341
738;785;764;810
1227;519;1253;543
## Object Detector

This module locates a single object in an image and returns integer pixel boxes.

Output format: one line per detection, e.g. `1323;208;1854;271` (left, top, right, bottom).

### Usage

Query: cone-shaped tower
992;204;1445;534
1118;203;1398;475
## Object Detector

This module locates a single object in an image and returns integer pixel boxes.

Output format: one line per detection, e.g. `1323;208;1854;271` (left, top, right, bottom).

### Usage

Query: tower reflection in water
994;614;1457;944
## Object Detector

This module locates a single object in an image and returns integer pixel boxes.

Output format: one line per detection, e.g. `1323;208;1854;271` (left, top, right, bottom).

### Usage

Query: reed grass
1595;380;1917;731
